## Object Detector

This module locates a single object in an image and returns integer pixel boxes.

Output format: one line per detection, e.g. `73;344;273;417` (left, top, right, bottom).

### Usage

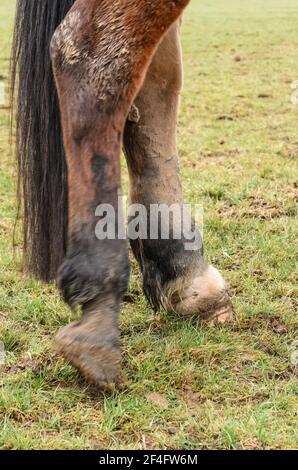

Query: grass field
0;0;297;450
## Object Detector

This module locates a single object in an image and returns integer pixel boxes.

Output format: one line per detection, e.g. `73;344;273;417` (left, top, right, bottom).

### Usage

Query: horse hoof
163;265;234;323
55;321;121;389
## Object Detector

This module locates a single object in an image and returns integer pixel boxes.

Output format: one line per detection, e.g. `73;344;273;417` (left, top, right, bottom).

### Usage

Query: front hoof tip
204;302;235;326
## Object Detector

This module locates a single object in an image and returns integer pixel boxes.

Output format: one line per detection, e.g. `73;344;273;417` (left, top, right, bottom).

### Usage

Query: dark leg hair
11;0;75;281
50;0;190;386
124;22;233;323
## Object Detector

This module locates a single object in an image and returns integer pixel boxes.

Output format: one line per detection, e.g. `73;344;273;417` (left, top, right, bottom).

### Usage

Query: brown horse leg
50;0;190;386
124;22;233;323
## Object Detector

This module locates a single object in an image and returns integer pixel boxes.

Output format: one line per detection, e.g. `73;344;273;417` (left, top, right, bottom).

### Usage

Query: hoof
55;319;121;389
163;265;234;323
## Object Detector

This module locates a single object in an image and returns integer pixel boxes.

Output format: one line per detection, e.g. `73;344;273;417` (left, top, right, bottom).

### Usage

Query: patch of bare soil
1;354;55;377
184;148;242;169
268;365;298;381
219;195;294;220
277;145;298;160
145;392;169;409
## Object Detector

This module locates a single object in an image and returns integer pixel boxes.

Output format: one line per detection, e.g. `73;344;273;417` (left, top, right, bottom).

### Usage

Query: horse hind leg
124;21;234;324
50;0;190;386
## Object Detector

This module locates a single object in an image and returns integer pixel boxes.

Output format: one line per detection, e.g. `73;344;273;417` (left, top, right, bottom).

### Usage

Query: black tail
11;0;75;282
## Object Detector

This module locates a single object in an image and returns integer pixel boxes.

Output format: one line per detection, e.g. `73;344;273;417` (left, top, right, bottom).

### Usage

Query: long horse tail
11;0;75;282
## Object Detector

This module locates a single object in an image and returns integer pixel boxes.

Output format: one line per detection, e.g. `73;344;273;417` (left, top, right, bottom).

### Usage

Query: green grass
0;0;297;450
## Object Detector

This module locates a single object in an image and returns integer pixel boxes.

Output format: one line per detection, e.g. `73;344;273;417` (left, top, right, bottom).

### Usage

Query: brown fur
50;0;190;384
51;0;190;233
124;20;233;322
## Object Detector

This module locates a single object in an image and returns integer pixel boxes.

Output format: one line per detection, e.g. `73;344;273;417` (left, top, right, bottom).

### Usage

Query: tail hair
11;0;75;281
